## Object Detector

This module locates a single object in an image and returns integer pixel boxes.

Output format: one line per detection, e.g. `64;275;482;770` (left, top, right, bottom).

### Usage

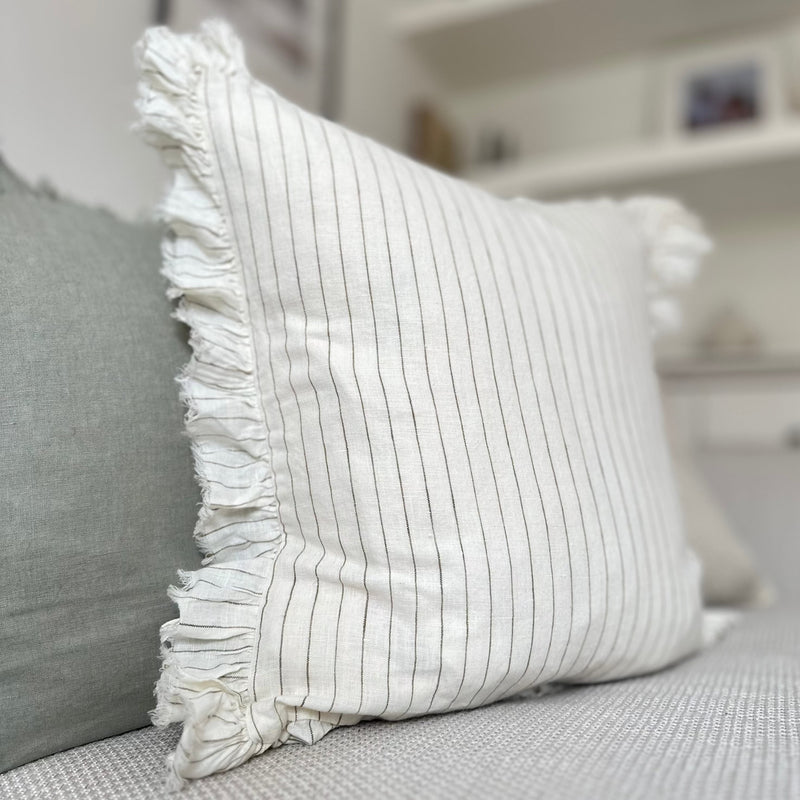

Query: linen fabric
136;21;713;787
0;159;201;772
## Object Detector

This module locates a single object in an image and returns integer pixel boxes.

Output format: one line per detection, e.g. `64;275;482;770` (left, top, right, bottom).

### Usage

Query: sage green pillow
0;159;200;772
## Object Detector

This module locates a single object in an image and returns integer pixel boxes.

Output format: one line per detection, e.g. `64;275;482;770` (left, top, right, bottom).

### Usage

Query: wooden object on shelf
408;102;461;174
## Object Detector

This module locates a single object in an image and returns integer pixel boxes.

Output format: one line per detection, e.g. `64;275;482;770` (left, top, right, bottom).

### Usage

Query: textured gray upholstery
1;607;797;800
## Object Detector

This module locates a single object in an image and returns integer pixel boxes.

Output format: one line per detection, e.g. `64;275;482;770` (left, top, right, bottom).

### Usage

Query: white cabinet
660;358;800;449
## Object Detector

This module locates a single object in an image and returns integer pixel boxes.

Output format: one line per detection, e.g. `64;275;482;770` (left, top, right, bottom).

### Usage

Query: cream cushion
674;451;772;607
136;21;714;787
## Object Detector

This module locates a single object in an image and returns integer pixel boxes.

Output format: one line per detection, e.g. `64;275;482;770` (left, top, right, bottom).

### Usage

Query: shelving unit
465;123;800;198
375;0;800;450
392;0;554;37
657;354;800;381
658;355;800;449
393;0;798;89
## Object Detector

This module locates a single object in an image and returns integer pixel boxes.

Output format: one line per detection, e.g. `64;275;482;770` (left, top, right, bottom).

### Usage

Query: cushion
699;447;800;605
135;21;713;787
662;410;771;608
673;451;772;608
1;607;796;800
0;159;201;772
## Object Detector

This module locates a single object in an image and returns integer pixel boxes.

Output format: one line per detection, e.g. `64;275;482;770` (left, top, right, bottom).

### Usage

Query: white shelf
658;354;800;381
466;124;800;198
392;0;554;37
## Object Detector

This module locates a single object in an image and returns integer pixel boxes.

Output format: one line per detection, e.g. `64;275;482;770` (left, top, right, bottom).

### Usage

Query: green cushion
0;160;200;772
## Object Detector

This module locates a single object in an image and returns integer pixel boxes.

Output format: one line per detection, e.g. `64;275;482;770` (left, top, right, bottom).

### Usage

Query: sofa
1;448;797;800
1;19;798;796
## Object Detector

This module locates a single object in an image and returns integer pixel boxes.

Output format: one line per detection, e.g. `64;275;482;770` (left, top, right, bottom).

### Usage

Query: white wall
445;55;655;169
0;0;166;219
0;0;437;218
664;210;800;360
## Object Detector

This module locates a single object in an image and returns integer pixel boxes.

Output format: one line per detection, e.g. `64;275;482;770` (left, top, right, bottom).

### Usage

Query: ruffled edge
622;196;713;336
135;20;283;790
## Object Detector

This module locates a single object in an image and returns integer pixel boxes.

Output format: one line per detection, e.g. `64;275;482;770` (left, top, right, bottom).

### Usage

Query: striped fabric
136;22;712;787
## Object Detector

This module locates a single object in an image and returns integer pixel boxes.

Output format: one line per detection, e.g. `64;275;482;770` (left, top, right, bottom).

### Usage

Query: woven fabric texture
135;21;713;785
1;607;797;800
0;159;201;772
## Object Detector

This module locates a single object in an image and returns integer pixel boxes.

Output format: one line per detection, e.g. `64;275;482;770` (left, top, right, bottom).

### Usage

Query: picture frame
658;36;786;140
165;0;343;118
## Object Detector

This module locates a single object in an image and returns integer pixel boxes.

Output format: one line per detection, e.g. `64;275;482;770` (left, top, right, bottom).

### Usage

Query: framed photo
166;0;342;118
659;37;785;139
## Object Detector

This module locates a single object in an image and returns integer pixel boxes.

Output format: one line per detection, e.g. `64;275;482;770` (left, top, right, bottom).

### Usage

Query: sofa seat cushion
2;607;797;800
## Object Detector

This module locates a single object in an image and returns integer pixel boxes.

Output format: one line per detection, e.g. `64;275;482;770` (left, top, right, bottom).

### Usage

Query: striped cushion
136;21;712;788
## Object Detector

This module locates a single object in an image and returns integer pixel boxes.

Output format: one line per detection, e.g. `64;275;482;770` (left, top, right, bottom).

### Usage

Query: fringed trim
135;20;284;789
623;197;713;336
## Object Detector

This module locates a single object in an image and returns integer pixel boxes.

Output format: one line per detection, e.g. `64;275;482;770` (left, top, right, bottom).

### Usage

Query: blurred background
2;0;799;592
